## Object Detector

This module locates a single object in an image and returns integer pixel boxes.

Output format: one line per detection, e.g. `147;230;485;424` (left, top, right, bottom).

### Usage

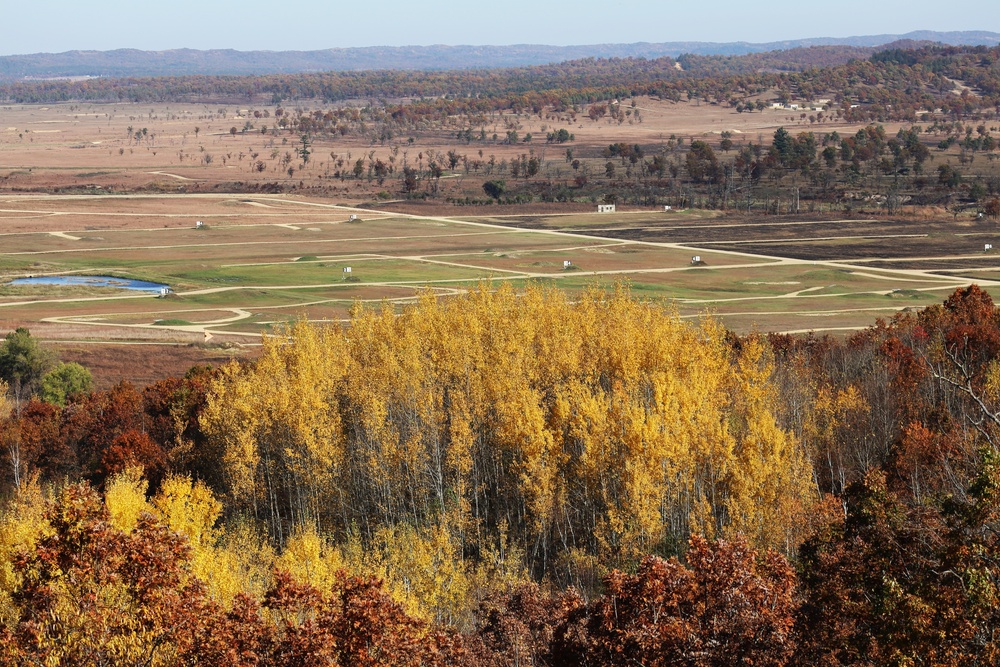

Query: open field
0;98;928;199
0;192;983;372
0;101;996;384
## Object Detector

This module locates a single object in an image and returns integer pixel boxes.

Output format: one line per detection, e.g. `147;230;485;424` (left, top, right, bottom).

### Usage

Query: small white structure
664;205;672;212
343;267;352;276
348;214;358;221
195;220;204;229
691;255;702;264
597;204;616;213
158;287;169;297
986;244;993;251
563;260;572;269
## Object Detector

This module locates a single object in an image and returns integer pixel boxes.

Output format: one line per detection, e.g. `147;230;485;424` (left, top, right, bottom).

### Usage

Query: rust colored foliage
0;483;212;665
796;469;1000;666
102;427;166;478
919;285;1000;386
185;593;276;666
463;537;797;667
470;583;584;667
264;569;462;667
0;481;465;667
566;536;797;667
2;369;217;493
7;399;73;478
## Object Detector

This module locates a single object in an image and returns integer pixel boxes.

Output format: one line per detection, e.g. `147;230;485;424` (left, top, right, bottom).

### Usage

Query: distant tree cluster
1;44;998;130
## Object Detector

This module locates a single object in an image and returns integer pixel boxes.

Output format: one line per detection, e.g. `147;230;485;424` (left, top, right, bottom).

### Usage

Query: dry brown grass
0;99;915;202
51;341;256;389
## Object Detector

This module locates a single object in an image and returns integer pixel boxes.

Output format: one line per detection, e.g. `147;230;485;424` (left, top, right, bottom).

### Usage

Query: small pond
9;275;169;293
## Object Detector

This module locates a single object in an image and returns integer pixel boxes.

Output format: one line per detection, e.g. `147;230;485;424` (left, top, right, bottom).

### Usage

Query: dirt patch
865;258;1000;271
365;200;603;217
52;342;258;389
697;236;995;261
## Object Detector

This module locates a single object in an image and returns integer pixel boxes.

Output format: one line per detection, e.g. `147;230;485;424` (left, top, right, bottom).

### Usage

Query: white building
597;204;616;213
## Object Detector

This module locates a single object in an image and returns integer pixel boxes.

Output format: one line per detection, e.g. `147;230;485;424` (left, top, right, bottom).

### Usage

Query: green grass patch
167;259;486;287
888;289;926;299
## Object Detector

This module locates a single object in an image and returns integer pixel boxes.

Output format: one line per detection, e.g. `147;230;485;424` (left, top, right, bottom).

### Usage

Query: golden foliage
0;476;48;624
104;465;150;532
275;523;345;593
726;336;816;552
362;520;474;626
152;473;222;547
204;283;816;577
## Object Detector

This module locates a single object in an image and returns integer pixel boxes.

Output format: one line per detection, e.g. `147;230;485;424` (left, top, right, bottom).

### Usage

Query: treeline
237;112;998;216
676;43;879;76
3;284;1000;662
657;123;1000;215
1;44;998;126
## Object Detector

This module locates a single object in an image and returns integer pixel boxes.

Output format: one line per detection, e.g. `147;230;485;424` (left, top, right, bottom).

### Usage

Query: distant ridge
0;30;997;79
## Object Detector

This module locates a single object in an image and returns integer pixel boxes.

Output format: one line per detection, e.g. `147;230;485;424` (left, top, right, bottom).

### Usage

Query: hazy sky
3;0;997;55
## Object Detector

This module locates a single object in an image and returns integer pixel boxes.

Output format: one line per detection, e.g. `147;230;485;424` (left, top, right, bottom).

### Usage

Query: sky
3;0;998;55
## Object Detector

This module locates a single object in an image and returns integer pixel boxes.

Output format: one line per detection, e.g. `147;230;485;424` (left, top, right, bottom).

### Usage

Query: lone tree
686;140;721;183
39;362;94;406
402;166;418;193
0;327;55;409
986;198;1000;220
483;179;506;201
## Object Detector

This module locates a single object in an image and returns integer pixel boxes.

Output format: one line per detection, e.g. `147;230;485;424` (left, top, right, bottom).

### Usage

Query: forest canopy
2;283;1000;663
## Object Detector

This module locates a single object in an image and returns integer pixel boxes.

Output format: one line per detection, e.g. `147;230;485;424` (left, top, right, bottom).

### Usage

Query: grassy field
0;100;995;385
0;192;980;345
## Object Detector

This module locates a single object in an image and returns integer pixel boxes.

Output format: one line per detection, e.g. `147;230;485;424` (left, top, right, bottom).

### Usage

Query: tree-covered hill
0;30;996;79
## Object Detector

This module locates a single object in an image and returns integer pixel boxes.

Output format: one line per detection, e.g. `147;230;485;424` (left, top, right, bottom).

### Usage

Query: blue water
9;275;169;293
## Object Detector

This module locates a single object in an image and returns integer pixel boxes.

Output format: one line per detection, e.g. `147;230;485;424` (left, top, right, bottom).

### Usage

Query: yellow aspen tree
149;473;257;605
203;281;817;581
104;466;150;533
275;523;345;592
203;320;348;542
803;383;869;493
726;335;816;554
362;521;474;626
0;475;48;623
